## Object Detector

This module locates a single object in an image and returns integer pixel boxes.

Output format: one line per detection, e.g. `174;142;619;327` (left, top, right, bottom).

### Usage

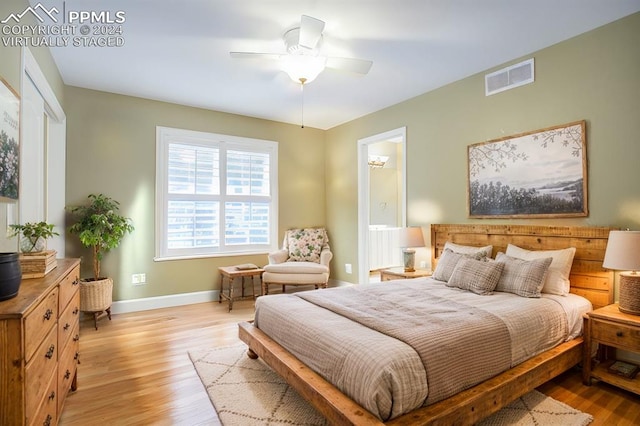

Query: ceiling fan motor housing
284;28;321;55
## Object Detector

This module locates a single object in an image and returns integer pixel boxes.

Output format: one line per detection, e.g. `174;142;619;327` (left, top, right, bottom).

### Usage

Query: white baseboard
111;290;220;314
110;278;353;314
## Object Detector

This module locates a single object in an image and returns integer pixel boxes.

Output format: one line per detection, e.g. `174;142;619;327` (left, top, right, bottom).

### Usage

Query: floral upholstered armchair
262;228;332;295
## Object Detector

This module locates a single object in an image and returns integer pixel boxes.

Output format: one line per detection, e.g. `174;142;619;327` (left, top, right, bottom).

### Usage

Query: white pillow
444;241;493;258
505;244;576;296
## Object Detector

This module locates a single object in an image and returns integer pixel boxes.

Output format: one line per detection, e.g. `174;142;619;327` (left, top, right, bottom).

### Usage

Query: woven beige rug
189;344;593;426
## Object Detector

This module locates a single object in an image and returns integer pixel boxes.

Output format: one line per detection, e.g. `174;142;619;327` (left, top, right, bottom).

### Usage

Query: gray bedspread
254;278;574;421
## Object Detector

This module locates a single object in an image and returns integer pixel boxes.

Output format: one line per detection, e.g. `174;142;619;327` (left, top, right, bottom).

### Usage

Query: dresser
0;258;81;426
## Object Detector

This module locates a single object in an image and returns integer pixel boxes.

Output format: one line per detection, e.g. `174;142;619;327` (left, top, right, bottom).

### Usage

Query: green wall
64;87;326;300
326;12;640;285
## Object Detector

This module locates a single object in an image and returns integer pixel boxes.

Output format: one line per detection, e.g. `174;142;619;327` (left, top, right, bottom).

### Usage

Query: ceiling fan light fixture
281;54;327;84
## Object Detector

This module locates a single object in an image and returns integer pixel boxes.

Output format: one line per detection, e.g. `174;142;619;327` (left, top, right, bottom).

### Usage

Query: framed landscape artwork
468;120;587;218
0;78;20;202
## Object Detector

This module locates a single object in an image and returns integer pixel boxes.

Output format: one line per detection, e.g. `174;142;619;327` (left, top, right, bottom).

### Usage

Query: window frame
155;126;278;261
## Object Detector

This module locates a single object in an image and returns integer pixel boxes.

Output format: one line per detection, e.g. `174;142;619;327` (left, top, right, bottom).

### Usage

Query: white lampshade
603;230;640;271
400;227;425;248
281;55;326;84
603;230;640;315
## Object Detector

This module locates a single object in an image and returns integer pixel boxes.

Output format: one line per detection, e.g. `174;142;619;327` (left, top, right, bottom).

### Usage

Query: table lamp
400;227;425;272
603;230;640;315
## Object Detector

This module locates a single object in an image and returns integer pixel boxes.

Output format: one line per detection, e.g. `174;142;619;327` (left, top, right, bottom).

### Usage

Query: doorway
357;127;406;284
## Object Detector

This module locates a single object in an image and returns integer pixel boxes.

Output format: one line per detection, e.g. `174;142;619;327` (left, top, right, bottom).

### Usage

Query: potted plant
67;193;134;329
9;221;59;253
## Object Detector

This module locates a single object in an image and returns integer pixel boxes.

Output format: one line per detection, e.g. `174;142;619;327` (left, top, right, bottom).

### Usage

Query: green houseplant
9;221;59;253
68;193;134;281
67;194;134;329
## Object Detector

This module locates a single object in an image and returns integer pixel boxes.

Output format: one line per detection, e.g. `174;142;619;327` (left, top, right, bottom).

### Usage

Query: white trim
357;127;407;285
111;279;351;314
111;290;220;314
22;48;65;122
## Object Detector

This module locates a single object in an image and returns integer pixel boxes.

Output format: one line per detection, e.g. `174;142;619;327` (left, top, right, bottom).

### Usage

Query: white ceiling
35;1;640;129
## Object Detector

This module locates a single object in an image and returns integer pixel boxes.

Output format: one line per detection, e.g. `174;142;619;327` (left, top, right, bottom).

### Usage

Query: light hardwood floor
59;299;640;425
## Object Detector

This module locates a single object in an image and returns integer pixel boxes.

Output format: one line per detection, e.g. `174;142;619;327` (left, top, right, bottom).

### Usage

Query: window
156;127;278;260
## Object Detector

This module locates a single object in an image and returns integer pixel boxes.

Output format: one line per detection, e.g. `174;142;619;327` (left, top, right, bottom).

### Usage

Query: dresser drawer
28;368;57;426
58;289;81;350
591;318;640;351
25;288;59;362
59;265;80;311
25;325;58;420
58;321;80;415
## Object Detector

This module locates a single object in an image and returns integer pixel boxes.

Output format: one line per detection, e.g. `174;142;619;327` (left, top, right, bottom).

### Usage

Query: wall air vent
485;58;534;96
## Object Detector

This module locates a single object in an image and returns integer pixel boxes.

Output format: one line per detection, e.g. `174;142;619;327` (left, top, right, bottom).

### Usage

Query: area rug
189;344;593;426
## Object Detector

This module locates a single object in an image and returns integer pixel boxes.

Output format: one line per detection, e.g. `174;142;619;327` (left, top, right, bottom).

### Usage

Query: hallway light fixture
368;155;389;168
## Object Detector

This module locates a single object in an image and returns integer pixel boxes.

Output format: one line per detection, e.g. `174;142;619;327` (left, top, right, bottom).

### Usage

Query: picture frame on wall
467;120;588;218
0;78;20;202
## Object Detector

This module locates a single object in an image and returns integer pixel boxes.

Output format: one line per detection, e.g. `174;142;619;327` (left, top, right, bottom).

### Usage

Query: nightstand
583;303;640;395
379;267;432;282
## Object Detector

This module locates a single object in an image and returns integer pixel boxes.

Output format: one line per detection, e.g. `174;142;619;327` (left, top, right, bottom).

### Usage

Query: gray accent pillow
494;252;553;297
444;241;493;259
446;257;504;295
432;248;487;282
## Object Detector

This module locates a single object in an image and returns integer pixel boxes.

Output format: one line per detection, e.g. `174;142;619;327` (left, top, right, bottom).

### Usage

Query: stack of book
19;250;57;278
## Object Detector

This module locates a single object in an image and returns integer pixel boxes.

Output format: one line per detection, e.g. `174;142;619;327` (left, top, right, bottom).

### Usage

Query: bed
238;224;615;425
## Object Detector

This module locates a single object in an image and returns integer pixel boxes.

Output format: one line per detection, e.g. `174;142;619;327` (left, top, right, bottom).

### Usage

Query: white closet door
19;74;45;224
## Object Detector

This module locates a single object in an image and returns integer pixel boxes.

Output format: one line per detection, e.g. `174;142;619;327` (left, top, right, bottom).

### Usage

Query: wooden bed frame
238;224;615;425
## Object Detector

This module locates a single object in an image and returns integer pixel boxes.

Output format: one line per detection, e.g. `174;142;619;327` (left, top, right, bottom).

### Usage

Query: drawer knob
73;334;80;342
48;391;56;400
43;309;53;321
64;323;70;331
64;369;71;379
616;331;623;337
44;414;52;426
45;344;55;359
73;278;80;286
73;307;80;315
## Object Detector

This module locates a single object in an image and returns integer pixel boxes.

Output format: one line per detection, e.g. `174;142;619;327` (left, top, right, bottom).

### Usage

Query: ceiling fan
230;15;373;85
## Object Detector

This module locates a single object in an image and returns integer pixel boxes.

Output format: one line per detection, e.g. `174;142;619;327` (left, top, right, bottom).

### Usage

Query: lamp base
619;272;640;315
403;249;416;272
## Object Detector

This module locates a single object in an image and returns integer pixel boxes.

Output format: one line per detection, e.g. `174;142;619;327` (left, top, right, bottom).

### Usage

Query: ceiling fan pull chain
299;78;307;128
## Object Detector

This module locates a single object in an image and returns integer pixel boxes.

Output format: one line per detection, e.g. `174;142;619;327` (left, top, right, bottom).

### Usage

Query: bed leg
247;348;259;359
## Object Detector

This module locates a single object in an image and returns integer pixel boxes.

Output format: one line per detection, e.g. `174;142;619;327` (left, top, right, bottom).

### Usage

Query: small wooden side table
379;267;432;282
218;266;264;311
583;303;640;396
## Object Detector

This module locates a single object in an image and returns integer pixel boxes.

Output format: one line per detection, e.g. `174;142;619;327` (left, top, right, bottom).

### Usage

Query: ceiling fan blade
230;52;281;61
326;57;373;75
299;15;325;49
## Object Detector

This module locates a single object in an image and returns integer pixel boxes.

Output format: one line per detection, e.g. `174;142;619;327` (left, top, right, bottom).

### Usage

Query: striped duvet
254;278;581;421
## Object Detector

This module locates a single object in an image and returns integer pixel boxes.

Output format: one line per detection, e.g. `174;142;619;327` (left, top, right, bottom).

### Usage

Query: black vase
0;252;22;301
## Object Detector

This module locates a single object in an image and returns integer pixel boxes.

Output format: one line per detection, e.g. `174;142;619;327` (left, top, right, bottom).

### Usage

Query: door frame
357;127;407;284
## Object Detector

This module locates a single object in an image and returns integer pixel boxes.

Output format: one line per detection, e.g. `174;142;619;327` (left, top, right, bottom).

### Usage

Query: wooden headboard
431;224;615;309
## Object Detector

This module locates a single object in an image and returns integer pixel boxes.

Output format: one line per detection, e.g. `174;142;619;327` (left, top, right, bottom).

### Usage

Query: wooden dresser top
0;258;80;319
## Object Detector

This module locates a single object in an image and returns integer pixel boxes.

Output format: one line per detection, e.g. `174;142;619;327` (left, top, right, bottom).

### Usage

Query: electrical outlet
419;261;427;268
345;263;352;274
132;273;146;286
